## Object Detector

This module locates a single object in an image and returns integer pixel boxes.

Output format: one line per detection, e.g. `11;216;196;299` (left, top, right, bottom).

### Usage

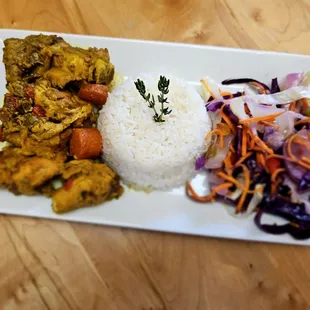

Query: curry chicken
0;34;123;213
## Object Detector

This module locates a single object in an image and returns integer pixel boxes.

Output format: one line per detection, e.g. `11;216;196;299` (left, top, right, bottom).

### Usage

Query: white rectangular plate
0;29;309;246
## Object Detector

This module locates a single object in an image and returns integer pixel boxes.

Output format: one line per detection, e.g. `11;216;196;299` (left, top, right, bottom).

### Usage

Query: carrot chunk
70;128;103;160
78;84;109;106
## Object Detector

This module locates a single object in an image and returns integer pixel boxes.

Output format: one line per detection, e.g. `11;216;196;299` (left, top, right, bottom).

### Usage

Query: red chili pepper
32;105;46;117
64;179;74;191
5;94;19;109
24;85;35;99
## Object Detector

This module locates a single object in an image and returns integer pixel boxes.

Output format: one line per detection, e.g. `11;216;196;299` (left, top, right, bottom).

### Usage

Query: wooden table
1;1;310;309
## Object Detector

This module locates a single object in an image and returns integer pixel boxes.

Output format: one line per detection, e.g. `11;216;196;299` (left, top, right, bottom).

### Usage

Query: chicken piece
42;44;115;88
0;152;12;189
33;79;92;130
0;146;65;195
3;34;115;90
0;80;92;158
3;34;65;85
52;160;123;213
12;157;64;195
5;128;72;159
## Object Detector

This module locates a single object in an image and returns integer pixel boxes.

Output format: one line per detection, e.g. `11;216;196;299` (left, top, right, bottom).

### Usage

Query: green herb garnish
134;75;172;123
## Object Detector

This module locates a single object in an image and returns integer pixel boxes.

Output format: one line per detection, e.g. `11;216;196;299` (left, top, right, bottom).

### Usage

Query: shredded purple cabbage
206;101;223;112
299;171;310;192
271;78;280;93
236;126;242;159
206;92;243;112
255;194;310;239
222;78;271;93
195;73;310;240
195;154;206;170
223;104;238;124
254;211;310;240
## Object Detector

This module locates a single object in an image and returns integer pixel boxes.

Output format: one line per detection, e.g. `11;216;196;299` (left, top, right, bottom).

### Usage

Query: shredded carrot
254;136;274;154
216;122;231;135
257;153;266;169
205;129;221;140
216;171;260;194
241;127;248;156
186;181;232;202
294;136;310;149
235;164;251;213
289;102;296;111
271;178;281;196
249;138;256;150
219;134;224;148
294;118;310;126
287;134;310;170
229;143;236;153
258;120;280;130
244;103;251;116
239;112;284;124
219;90;233;98
224;151;233;169
234;152;253;167
271;168;286;183
246;126;254;138
246;128;256;149
302;157;310;164
249;81;267;94
252;146;265;152
201;79;215;98
220;102;237;134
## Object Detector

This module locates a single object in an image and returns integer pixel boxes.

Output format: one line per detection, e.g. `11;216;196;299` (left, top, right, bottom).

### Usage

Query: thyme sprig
134;75;172;123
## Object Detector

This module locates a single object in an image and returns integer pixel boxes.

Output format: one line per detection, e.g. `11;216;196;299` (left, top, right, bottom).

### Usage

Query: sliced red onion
274;110;305;138
201;77;221;99
208;110;222;129
244;84;260;96
249;123;258;136
227;86;310;118
246;98;285;118
282;73;304;90
263;126;284;151
283;129;310;183
195;154;206;171
204;134;234;169
301;72;310;86
208;170;224;185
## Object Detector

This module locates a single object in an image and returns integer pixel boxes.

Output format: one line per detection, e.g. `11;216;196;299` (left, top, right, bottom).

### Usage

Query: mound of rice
97;73;211;190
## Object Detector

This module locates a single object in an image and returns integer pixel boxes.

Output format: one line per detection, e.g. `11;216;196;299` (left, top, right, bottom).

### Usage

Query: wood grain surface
1;0;310;309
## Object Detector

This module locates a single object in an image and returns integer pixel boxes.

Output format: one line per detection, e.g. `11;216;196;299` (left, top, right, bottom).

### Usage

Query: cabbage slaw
188;73;310;240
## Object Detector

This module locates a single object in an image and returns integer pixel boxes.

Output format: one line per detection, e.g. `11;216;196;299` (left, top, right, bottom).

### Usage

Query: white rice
97;73;211;190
